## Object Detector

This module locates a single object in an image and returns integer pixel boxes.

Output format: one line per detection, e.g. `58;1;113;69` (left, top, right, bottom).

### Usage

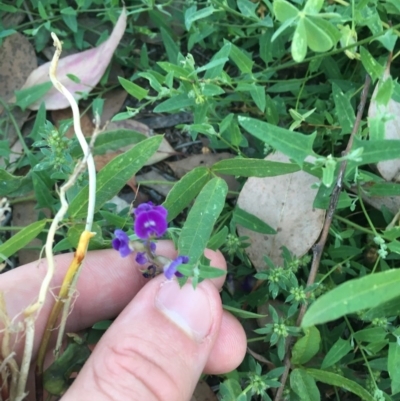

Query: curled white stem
17;33;97;398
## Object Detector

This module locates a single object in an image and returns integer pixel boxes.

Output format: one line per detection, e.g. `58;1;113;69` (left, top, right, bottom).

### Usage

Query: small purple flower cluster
112;202;189;279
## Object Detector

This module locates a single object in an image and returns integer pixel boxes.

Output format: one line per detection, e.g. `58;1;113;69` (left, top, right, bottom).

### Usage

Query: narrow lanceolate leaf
306;369;375;401
212;158;300;177
69;136;163;218
321;338;352;369
178;178;228;264
238;116;316;166
0;220;46;260
233;207;276;234
118;77;148;100
332;82;354;134
20;8;127;110
163;166;210;222
350;137;400;168
302;269;400;327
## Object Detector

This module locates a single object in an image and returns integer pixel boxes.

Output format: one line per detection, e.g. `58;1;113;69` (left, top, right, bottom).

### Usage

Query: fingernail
156;280;213;342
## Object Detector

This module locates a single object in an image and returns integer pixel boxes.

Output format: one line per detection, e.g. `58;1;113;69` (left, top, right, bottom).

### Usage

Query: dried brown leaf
190;381;217;401
237;152;325;269
167;152;239;193
20;9;127;110
136;171;175;197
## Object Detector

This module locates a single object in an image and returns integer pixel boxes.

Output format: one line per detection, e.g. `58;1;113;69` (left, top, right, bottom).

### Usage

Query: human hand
1;241;246;401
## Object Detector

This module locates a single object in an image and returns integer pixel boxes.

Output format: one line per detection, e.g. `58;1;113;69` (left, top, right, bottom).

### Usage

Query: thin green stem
344;316;378;388
357;182;379;237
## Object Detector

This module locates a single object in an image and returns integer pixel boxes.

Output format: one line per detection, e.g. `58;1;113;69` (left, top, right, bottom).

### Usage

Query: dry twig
273;74;372;401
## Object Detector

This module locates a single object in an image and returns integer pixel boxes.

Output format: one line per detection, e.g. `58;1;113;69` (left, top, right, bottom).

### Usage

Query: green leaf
207;226;228;250
197;264;226;279
332;83;355;134
223;304;266;319
0;169;24;196
212;158;300;177
360;46;384;82
196;59;229;75
374;76;394;106
158;62;190;79
67;223;104;250
237;0;258;18
163;166;210;221
93;130;146;155
290;369;320;401
118;77;148;101
153;94;196;113
14;82;52;110
303;0;324;14
228;41;254;74
304;17;334;53
353;327;387;343
185;6;215;30
69;136;163;218
388;342;400;394
204;43;231;79
274;0;299;21
306;369;375;401
0;220;46;260
250;85;266;112
160;27;179;63
178;178;228;264
238;116;316;166
0;29;16;39
232;207;276;234
292;18;307;62
32;172;55;208
350;137;400;168
219;378;243;400
364;295;400;320
291;327;321;365
302;269;400;327
321;338;352;369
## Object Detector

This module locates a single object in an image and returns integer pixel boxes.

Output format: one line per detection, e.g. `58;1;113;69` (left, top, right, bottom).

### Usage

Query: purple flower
112;229;132;257
135;252;148;265
163;255;190;280
133;202;168;239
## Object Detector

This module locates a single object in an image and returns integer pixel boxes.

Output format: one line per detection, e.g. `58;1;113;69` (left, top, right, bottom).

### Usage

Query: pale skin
0;241;247;401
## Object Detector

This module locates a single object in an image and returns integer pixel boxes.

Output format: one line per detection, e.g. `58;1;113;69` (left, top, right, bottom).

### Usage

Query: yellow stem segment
36;230;94;374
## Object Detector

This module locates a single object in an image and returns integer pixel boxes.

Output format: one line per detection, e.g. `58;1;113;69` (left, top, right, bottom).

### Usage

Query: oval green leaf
292;18;307;62
292;326;321;365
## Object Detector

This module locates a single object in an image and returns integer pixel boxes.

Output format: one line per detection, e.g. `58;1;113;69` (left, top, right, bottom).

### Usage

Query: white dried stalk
16;33;97;399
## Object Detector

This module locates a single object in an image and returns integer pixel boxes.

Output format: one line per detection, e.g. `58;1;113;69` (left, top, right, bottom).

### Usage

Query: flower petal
135;252;148;265
21;8;127;110
163;255;189;280
112;229;132;257
134;209;167;239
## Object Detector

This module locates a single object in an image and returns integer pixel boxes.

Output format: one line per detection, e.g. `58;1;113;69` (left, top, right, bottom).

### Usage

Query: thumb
62;274;223;401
